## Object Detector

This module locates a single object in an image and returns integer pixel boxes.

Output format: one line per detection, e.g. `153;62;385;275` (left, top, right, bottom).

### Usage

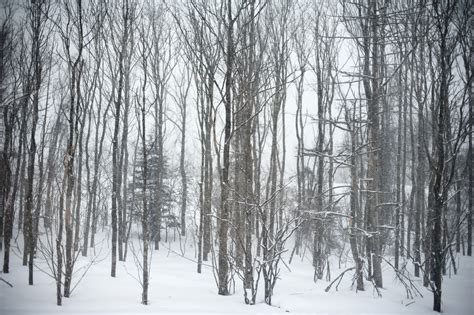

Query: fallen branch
380;256;423;299
325;267;355;292
0;277;13;287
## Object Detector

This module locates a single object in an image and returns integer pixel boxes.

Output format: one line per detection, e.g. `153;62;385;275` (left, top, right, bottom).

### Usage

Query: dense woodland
0;0;472;312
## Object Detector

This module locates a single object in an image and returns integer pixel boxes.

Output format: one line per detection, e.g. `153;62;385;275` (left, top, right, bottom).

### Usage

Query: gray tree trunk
217;0;234;296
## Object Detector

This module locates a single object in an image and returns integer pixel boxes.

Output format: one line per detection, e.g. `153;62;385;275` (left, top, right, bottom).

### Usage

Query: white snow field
1;233;473;315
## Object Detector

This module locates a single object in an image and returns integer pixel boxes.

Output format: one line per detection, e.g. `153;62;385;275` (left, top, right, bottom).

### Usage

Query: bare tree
216;0;236;296
23;0;50;286
136;17;151;303
427;0;468;311
82;5;107;256
148;2;173;250
0;3;16;273
169;58;191;237
109;0;133;277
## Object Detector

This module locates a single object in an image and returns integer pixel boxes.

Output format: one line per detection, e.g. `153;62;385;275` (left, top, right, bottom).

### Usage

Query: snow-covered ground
1;234;473;314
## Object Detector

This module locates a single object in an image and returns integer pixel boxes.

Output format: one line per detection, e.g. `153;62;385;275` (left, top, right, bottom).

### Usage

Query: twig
159;241;213;268
0;277;14;287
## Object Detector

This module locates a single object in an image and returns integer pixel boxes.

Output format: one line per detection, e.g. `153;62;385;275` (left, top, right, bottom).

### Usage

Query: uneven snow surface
1;234;473;314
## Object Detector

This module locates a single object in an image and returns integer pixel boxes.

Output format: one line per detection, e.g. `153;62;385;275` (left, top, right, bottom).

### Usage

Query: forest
0;0;472;313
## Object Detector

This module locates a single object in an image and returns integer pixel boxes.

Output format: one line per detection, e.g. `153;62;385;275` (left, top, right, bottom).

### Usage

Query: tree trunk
414;8;426;278
73;100;88;253
467;20;473;257
2;100;22;273
139;50;149;303
83;99;93;257
111;1;130;275
314;30;325;279
363;0;382;288
179;96;187;237
349;114;364;291
24;0;45;284
217;0;234;295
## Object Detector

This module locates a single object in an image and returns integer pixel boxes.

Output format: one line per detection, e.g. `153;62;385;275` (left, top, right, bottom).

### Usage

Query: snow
1;234;473;314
